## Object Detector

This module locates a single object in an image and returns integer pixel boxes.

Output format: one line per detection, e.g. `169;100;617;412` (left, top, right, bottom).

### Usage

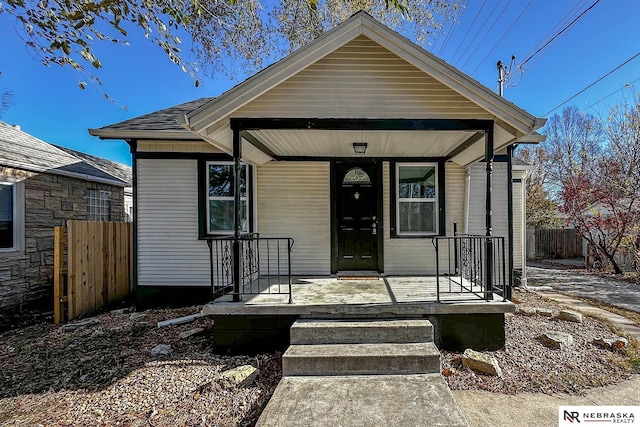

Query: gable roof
55;145;132;186
182;11;545;137
0;122;127;186
89;97;214;140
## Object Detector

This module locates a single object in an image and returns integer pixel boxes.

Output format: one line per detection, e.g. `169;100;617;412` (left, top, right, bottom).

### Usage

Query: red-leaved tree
548;103;640;274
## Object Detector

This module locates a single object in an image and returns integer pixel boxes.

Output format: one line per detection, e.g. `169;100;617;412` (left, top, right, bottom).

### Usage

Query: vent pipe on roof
12;125;20;130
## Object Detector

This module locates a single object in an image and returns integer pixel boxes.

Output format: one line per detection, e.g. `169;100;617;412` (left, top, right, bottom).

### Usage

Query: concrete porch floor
202;276;515;317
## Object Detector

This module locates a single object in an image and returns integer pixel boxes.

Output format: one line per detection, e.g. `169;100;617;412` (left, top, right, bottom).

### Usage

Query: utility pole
497;60;505;96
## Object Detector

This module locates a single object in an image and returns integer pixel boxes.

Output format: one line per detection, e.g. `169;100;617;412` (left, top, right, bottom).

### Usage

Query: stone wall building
0;122;130;310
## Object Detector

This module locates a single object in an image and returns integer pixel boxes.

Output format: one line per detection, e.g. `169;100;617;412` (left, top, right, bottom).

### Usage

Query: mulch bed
442;289;635;395
1;289;637;425
0;306;281;426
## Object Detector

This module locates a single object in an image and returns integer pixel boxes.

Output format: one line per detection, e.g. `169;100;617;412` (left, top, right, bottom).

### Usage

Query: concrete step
256;374;469;427
282;342;441;376
290;318;434;345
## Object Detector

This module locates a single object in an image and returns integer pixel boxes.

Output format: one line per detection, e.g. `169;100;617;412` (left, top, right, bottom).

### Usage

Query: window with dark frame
206;162;248;234
396;163;438;235
0;183;15;249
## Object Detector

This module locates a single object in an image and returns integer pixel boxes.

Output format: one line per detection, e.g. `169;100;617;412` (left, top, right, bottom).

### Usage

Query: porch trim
232;118;494;132
232;118;495;164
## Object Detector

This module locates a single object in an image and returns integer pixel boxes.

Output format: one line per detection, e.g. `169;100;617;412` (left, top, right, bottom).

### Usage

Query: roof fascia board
183;17;365;131
88;128;203;141
359;19;539;134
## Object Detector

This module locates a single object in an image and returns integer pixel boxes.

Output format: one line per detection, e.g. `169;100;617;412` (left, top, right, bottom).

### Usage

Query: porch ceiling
249;129;475;158
205;122;518;166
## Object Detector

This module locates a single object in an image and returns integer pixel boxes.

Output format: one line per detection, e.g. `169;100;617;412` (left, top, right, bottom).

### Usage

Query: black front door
336;161;379;271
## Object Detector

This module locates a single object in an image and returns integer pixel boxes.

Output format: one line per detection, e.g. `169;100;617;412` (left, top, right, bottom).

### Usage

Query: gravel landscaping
442;289;636;395
1;289;638;425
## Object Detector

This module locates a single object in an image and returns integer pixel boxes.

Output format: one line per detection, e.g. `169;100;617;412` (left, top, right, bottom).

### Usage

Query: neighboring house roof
55;145;132;186
90;97;214;140
0;122;127;186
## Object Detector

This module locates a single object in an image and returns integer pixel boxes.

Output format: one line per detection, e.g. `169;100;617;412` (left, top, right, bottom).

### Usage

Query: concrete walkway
527;263;640;314
258;374;468;427
453;375;640;427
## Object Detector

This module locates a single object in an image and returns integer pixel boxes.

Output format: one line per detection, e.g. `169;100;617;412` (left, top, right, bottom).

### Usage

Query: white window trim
86;189;111;221
395;162;439;236
206;161;250;235
0;181;24;252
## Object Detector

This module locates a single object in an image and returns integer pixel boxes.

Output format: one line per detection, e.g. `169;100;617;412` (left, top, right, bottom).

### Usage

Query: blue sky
1;0;639;166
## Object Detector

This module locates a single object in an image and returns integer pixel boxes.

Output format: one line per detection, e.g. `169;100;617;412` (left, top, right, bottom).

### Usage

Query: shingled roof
90;97;214;139
55;145;132;186
0;122;127;186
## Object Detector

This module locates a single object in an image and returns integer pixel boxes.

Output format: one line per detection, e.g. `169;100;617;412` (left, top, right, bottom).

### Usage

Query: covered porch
203;275;513;316
202;274;515;353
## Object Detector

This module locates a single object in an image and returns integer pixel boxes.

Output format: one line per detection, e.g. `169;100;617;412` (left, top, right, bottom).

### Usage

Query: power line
520;0;587;63
504;0;599;89
470;0;533;75
582;77;640;112
447;0;488;61
435;0;468;56
544;52;640;116
453;0;504;66
459;0;513;71
520;0;600;69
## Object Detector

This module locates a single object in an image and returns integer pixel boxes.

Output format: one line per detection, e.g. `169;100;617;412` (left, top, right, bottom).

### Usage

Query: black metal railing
432;234;507;302
206;234;294;303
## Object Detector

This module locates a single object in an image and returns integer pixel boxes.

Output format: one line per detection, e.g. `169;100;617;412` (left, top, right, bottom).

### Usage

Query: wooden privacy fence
54;221;132;323
526;228;584;259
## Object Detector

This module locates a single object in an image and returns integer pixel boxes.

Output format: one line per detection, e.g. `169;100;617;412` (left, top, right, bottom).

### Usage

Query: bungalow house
0;122;130;309
90;12;545;350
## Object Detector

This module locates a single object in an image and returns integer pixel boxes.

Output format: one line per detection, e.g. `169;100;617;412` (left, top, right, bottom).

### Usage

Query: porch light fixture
353;142;368;156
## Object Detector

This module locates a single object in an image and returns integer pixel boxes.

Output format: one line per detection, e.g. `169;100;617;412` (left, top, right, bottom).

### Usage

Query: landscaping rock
558;310;583;323
536;308;553;317
150;344;172;357
516;307;537;316
539;331;574;350
461;349;502;377
220;365;259;387
179;328;204;339
62;317;100;332
130;312;147;320
593;337;628;350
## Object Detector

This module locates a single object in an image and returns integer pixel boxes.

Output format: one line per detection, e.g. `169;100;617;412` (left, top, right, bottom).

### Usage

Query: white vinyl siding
513;172;525;270
467;162;509;263
257;162;330;275
383;162;465;274
467;162;509;238
137;159;210;287
233;36;490;120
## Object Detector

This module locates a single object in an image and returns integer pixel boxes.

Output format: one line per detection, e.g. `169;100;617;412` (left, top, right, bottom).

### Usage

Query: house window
86;189;111;221
396;163;438;235
207;162;248;234
0;183;15;249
